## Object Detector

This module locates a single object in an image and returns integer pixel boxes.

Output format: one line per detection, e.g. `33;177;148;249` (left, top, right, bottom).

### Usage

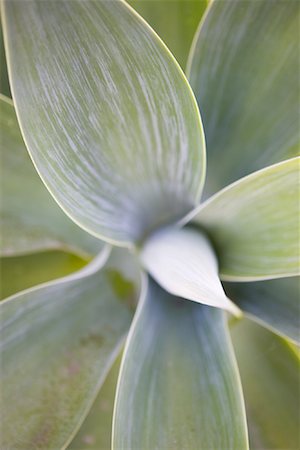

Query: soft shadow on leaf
230;318;300;450
0;22;10;96
188;0;300;198
225;276;300;344
113;279;248;450
3;0;206;246
183;158;300;281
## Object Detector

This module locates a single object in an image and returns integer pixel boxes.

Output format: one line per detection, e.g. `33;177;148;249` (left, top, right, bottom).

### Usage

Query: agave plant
0;0;299;449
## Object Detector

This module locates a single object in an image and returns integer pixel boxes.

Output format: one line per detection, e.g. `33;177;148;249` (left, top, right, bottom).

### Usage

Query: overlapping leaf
225;276;300;344
68;354;121;450
183;158;300;280
188;0;300;198
113;279;248;449
128;0;208;69
231;319;300;449
0;247;141;449
3;0;205;246
140;226;239;314
0;251;85;300
0;95;103;258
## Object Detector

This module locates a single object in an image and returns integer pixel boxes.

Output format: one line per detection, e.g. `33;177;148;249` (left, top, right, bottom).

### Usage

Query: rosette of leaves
0;1;299;449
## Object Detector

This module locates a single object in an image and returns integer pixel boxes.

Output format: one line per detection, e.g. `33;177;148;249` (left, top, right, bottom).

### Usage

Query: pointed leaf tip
184;158;300;281
113;279;248;449
140;226;240;315
3;0;206;245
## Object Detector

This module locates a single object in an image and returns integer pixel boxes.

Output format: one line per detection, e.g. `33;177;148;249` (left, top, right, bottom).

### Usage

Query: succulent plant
0;1;299;449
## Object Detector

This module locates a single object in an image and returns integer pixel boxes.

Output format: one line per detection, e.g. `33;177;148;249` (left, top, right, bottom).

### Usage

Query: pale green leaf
225;276;300;344
140;226;240;314
112;279;248;450
0;247;140;450
183;158;300;281
188;0;300;198
231;318;300;450
3;0;205;246
128;0;208;69
68;354;121;450
0;95;103;258
0;251;86;300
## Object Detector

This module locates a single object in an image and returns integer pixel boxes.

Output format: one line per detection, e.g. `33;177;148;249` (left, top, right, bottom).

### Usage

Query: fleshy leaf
0;95;103;258
188;0;300;198
0;251;86;300
0;247;140;450
112;279;248;449
225;276;300;344
140;226;239;314
68;353;121;450
183;158;300;280
3;0;205;246
128;0;208;69
231;318;300;450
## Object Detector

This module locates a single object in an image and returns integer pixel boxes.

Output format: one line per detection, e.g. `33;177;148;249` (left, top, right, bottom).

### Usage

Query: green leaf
3;0;206;246
0;247;140;450
112;279;248;449
225;276;300;344
0;95;103;258
230;318;300;450
0;251;86;300
140;226;240;314
188;0;300;198
183;158;300;281
68;353;121;450
0;22;10;96
128;0;208;69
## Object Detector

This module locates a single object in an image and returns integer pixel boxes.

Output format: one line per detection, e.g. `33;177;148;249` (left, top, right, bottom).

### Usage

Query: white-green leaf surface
183;158;300;281
3;0;205;246
188;0;300;198
0;247;140;450
231;319;300;449
225;277;300;344
113;279;248;449
0;95;103;258
140;226;239;314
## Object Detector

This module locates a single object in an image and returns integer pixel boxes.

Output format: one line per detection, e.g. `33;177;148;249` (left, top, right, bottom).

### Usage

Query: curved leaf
128;0;208;69
231;318;300;450
188;0;300;198
0;95;103;258
68;354;121;450
3;0;206;246
0;251;86;300
113;279;248;449
225;276;300;344
140;226;239;314
183;158;300;281
0;247;140;450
